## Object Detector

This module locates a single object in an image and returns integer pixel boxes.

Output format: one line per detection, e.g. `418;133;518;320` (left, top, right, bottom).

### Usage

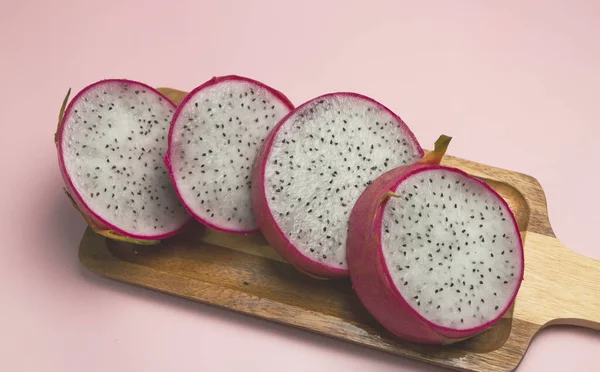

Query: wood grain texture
78;87;600;372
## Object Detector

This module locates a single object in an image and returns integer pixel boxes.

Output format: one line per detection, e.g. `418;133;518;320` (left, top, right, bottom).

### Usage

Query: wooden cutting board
78;87;600;372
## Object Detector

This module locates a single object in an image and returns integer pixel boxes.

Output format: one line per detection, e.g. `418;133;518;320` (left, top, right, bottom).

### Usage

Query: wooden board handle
515;232;600;330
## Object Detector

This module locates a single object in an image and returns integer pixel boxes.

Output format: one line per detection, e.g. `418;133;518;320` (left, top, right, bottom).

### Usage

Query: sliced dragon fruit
252;93;424;277
56;79;191;243
346;136;524;343
165;75;294;234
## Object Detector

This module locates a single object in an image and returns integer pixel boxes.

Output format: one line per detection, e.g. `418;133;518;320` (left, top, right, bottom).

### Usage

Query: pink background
1;0;598;371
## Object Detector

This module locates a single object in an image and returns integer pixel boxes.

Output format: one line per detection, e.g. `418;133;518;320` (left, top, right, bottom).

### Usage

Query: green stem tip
420;134;452;165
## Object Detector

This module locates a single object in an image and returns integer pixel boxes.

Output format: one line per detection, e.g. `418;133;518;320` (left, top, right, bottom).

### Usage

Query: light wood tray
78;88;600;372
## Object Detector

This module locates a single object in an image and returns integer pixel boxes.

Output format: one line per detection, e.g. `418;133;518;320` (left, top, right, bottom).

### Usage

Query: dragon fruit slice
252;93;424;277
165;75;294;234
346;136;524;343
56;79;190;244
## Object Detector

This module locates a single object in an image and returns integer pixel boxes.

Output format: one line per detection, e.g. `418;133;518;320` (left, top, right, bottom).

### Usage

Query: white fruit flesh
381;168;522;329
265;94;422;269
169;79;292;232
61;81;189;236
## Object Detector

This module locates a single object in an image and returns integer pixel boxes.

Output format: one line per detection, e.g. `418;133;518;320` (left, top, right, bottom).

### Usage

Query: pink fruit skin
57;79;191;240
252;93;424;278
165;75;294;235
346;164;525;344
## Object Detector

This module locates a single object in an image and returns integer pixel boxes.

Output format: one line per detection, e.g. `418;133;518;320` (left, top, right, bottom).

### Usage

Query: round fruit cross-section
253;93;423;277
347;164;524;343
58;79;190;240
167;75;294;234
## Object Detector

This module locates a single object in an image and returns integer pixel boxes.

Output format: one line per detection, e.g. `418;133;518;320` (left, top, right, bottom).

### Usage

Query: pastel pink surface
0;1;599;371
